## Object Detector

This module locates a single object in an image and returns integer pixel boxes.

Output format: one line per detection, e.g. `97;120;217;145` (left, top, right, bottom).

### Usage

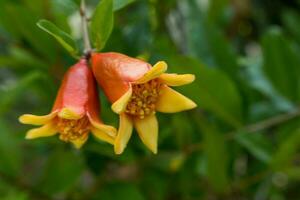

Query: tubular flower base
19;59;116;148
92;52;197;154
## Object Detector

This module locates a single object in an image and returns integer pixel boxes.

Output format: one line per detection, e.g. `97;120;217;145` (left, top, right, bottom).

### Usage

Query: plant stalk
80;0;92;58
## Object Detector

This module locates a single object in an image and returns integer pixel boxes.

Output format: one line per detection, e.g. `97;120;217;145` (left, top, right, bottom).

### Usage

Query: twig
226;107;300;140
186;107;300;153
80;0;92;58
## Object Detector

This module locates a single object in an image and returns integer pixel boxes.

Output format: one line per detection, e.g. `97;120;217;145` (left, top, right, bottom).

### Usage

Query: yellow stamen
126;79;162;119
56;116;90;142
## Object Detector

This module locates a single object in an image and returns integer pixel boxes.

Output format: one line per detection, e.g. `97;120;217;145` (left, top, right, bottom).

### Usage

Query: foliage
1;0;300;199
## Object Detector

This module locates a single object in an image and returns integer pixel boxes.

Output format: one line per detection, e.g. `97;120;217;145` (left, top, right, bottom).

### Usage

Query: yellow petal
58;108;83;120
71;135;89;149
91;127;115;145
19;111;57;125
114;114;133;155
90;119;117;138
159;73;195;86
111;87;132;114
135;61;168;84
156;86;197;113
134;115;158;154
25;123;57;139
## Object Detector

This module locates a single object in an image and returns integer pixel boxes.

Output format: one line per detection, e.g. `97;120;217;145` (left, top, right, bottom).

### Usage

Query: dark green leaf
206;25;240;82
37;19;78;57
196;114;230;193
113;0;135;11
94;183;145;200
39;149;84;194
282;10;300;45
235;132;273;163
169;56;243;128
262;27;300;102
0;3;57;61
0;72;44;116
90;0;114;51
271;127;300;170
0;119;22;176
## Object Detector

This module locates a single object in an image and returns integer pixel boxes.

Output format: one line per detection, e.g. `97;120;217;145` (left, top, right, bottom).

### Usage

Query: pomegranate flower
19;59;116;148
92;52;197;154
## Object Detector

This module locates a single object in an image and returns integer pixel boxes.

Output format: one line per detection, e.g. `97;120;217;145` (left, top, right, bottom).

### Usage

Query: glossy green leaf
90;0;114;51
206;25;240;82
262;27;300;102
39;149;84;194
0;72;44;116
235;132;273;163
94;183;145;200
113;0;135;11
207;0;229;23
37;19;78;57
271;127;300;170
196;114;229;193
282;10;300;45
0;119;22;176
169;56;243;128
0;3;57;61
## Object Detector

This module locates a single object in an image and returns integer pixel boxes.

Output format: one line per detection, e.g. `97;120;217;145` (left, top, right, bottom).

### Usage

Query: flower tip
25;133;34;139
114;145;125;155
187;74;196;83
107;127;117;138
146;142;157;154
156;61;168;71
72;137;88;149
151;147;158;154
58;108;82;120
18;115;27;124
111;87;133;114
73;143;83;149
190;100;197;109
135;61;168;84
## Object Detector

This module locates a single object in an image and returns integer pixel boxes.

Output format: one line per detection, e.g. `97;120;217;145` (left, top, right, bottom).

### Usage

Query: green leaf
90;0;114;51
39;149;84;194
0;4;57;61
262;27;300;102
206;25;240;82
37;19;78;57
282;9;300;45
235;132;273;163
0;46;48;69
169;56;243;128
0;119;22;176
0;72;44;116
207;0;229;23
113;0;135;11
271;127;300;170
94;183;145;200
196;114;230;193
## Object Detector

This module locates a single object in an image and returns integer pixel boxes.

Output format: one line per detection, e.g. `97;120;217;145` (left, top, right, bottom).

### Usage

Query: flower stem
80;0;92;59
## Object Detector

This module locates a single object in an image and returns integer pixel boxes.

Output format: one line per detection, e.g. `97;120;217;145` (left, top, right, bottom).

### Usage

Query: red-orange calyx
19;58;117;148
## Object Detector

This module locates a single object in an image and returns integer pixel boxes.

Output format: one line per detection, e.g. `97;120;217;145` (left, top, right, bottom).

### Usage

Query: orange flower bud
19;59;116;148
92;52;196;154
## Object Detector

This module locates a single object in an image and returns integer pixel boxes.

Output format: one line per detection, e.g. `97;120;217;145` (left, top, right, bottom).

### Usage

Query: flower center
126;79;162;119
56;116;90;142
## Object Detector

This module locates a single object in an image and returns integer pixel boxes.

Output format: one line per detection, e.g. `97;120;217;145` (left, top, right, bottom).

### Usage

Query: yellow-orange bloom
92;52;197;154
19;59;116;148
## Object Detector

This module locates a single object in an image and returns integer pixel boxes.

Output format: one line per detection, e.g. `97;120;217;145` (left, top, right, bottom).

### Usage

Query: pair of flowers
19;52;197;154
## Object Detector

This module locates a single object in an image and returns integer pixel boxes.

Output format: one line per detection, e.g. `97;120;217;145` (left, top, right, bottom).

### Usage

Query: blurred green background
1;0;300;199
